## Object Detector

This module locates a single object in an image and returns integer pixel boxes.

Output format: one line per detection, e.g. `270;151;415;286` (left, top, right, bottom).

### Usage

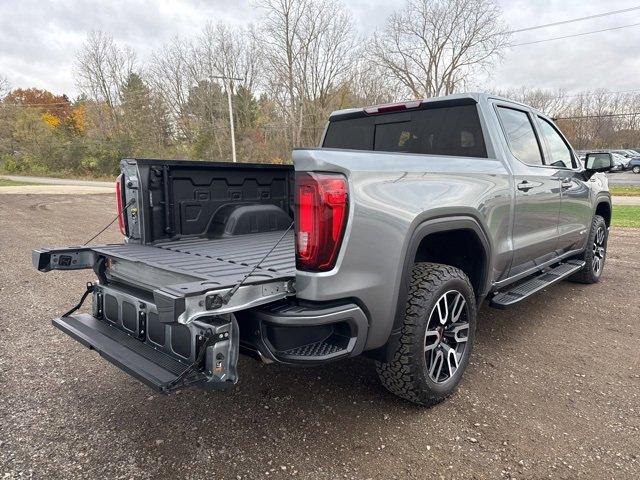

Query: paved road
0;174;113;188
1;194;639;479
608;171;640;186
613;196;640;205
0;185;115;195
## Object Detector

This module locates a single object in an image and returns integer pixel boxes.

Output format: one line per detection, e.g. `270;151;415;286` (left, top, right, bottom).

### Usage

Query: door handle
517;180;536;192
561;179;573;189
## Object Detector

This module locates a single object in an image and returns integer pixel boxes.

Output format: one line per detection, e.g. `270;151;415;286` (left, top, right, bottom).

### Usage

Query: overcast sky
1;0;639;98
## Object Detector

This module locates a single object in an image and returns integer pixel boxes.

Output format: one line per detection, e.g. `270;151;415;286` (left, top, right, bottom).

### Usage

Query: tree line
0;0;638;178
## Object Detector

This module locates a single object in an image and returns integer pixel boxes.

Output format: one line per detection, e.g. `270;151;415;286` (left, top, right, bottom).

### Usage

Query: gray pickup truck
33;93;613;406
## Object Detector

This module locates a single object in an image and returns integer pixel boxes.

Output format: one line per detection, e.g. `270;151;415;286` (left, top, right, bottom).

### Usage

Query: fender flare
367;214;492;362
593;194;612;225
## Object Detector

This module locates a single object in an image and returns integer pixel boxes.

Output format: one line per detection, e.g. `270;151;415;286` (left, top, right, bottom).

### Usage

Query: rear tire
376;263;477;406
569;215;608;284
633;165;640;174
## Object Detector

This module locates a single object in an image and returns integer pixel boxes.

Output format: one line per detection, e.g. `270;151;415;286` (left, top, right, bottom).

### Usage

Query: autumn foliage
1;1;640;178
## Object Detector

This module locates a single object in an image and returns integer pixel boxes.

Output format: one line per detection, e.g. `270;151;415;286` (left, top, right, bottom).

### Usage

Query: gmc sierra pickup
33;93;613;406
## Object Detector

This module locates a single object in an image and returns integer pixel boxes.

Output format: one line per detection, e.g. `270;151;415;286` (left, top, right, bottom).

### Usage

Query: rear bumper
238;301;369;365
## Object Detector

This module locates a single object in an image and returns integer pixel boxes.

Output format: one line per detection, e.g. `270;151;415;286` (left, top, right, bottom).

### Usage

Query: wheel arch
595;196;612;227
367;215;491;362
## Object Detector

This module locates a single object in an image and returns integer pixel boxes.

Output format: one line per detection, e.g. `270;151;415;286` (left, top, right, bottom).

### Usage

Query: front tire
569;215;608;284
376;263;477;406
633;165;640;174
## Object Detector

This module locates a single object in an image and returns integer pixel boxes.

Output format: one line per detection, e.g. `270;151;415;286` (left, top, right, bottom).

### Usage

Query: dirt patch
1;194;638;479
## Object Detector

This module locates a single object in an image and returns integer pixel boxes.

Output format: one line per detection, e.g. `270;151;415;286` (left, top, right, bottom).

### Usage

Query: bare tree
256;0;358;148
0;75;10;98
197;22;262;94
148;36;197;140
256;0;312;148
501;87;640;150
298;2;359;143
191;22;265;159
496;87;570;118
370;0;509;99
351;60;399;106
75;31;136;128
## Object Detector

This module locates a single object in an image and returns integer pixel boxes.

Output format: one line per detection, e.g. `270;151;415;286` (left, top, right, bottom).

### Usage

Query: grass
0;178;40;187
612;205;640;228
610;185;640;197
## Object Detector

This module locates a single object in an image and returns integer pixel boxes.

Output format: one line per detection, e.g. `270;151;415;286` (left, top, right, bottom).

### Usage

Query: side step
490;260;585;309
53;314;189;391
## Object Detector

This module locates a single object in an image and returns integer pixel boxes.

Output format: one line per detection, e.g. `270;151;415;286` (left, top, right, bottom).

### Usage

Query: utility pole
209;75;243;163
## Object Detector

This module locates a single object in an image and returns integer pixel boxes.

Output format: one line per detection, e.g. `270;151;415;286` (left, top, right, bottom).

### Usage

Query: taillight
115;174;127;236
295;172;348;271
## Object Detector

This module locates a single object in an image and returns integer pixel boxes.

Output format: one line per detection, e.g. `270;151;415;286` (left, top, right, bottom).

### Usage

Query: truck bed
94;230;295;290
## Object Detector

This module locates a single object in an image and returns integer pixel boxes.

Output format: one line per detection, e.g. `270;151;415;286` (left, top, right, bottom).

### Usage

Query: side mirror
585;154;613;174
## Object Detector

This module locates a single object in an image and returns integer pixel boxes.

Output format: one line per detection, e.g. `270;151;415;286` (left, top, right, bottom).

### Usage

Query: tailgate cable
162;333;217;392
61;199;134;315
62;282;95;317
83;199;135;245
220;221;294;305
161;223;294;392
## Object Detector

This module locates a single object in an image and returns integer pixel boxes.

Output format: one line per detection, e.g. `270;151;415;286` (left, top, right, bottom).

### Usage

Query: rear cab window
323;103;487;158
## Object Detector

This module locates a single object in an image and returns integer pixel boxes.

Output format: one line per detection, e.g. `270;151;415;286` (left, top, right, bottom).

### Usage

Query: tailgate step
490;260;585;309
53;314;188;391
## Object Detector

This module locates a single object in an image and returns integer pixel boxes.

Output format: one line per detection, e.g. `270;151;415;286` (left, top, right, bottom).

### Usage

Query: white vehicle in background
611;152;628;171
611;149;640;158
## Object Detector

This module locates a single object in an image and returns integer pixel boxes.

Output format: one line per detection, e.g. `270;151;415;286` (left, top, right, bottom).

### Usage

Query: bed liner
93;230;295;289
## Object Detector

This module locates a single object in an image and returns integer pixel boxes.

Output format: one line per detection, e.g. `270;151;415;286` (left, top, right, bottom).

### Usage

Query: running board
490;260;585;309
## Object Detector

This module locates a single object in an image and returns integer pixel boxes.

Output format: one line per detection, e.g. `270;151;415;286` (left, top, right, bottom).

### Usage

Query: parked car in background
630;157;640;173
611;149;640;158
611;152;628;171
611;150;636;168
584;152;626;171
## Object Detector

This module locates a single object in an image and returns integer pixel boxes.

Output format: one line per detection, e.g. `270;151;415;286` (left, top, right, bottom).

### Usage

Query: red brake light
295;172;348;271
364;100;421;115
115;174;127;236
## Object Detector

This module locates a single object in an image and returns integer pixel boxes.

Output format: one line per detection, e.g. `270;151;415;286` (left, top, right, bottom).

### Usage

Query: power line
512;22;640;46
556;112;640;120
556;88;640;99
510;5;640;33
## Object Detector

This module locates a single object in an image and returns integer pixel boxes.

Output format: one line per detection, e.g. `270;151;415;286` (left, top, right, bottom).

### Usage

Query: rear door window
323;104;487;158
496;107;543;166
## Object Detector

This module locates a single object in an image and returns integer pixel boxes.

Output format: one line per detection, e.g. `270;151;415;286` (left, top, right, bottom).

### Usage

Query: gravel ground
1;193;638;479
0;185;114;195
